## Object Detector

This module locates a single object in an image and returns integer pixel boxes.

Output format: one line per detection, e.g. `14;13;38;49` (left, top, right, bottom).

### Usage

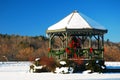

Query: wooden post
48;34;55;57
65;32;68;59
89;36;92;59
49;34;51;49
89;36;92;48
48;34;51;58
101;35;104;59
98;35;100;49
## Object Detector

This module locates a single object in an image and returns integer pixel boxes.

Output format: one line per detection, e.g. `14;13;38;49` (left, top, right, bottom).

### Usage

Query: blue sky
0;0;120;42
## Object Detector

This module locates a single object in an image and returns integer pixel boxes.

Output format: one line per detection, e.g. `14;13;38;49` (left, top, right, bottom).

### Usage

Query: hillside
104;41;120;61
0;34;49;61
0;34;120;61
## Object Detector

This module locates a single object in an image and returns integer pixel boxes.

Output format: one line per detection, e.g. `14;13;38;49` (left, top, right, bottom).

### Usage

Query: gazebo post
101;34;104;59
48;34;51;49
89;36;92;48
98;35;100;49
89;36;92;59
48;34;51;57
62;33;66;48
65;32;68;59
48;33;55;57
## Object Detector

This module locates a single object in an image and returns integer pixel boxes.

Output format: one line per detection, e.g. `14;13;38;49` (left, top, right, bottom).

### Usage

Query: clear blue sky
0;0;120;42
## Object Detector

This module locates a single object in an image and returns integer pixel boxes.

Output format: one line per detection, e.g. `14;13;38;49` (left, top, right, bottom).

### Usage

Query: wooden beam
65;32;68;59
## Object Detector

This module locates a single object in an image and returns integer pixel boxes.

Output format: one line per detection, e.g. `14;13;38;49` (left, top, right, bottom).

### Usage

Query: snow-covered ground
0;61;31;72
0;61;120;80
105;62;120;69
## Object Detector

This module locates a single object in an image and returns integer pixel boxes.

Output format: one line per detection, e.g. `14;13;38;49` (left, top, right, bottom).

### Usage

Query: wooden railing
48;48;104;59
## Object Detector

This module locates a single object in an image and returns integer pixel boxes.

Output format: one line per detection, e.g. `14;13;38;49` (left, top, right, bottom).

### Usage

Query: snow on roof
47;10;106;32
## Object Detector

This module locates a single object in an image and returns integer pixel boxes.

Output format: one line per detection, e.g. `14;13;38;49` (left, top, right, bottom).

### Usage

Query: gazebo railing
48;48;104;60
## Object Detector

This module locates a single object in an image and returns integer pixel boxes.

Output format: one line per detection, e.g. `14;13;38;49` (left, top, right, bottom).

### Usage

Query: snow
0;72;120;80
0;61;120;80
47;11;106;32
35;58;40;61
0;61;31;72
105;62;120;69
59;61;66;65
54;67;73;74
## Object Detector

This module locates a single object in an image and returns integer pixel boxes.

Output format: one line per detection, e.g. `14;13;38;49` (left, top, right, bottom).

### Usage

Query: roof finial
73;10;78;13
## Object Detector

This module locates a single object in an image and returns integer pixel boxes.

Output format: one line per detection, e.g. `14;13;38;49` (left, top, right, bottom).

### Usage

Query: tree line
0;34;120;61
0;34;48;61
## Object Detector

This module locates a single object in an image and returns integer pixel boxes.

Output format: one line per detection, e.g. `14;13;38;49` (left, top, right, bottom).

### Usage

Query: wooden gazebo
46;10;107;60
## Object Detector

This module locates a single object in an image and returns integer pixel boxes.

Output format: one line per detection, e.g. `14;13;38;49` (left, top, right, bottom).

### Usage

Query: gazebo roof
46;10;107;34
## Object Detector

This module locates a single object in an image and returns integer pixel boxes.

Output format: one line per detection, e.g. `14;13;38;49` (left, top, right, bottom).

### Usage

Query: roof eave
47;28;108;34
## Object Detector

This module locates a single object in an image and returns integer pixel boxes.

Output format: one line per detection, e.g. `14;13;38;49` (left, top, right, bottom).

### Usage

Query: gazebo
46;10;108;60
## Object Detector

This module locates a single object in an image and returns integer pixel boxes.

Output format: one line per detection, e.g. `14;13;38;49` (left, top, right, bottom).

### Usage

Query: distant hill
0;34;120;61
0;34;49;61
104;41;120;61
